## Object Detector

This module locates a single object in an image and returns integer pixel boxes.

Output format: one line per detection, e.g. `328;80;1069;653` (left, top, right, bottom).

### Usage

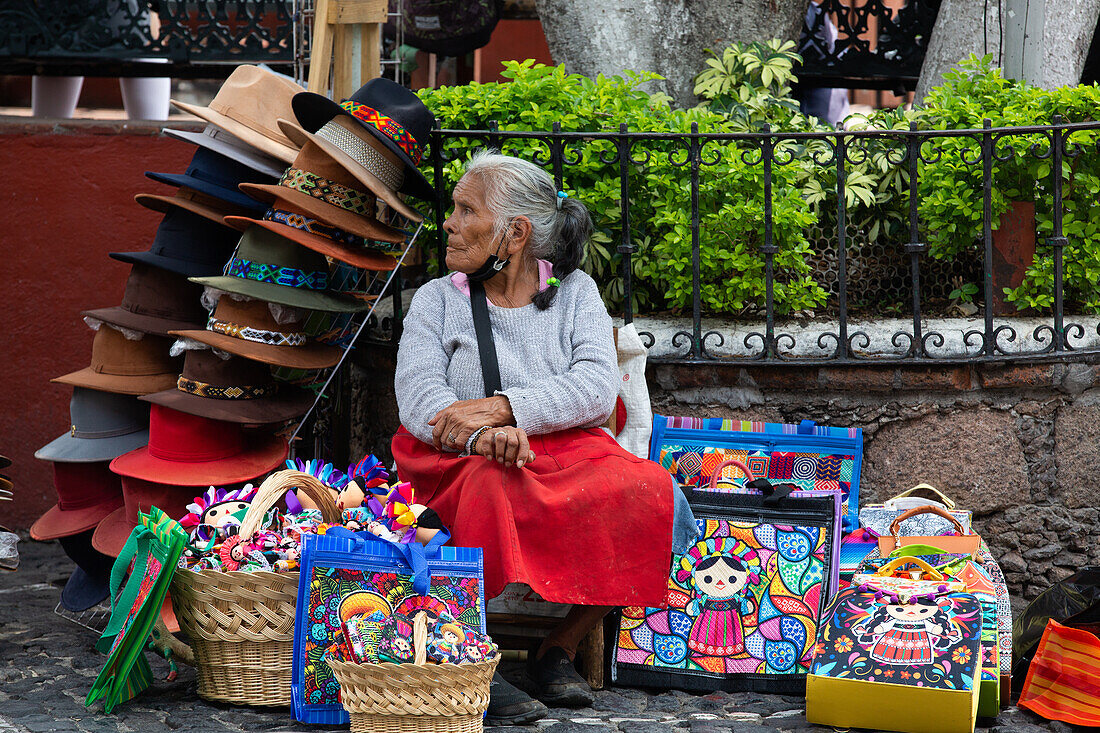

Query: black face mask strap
465;227;512;283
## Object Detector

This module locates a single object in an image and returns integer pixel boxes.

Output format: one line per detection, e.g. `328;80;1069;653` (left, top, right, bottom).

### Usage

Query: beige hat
171;65;305;164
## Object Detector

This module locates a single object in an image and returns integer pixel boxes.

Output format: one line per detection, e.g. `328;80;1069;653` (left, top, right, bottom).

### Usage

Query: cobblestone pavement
0;539;1076;733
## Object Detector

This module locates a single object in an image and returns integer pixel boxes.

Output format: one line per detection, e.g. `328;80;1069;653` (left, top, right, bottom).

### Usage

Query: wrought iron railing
0;0;301;77
421;119;1100;366
798;0;941;90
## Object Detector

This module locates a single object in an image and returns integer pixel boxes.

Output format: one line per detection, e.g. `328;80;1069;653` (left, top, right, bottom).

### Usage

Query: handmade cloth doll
676;537;762;656
178;485;257;543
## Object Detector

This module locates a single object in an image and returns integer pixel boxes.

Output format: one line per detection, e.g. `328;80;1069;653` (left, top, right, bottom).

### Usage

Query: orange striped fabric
1019;619;1100;726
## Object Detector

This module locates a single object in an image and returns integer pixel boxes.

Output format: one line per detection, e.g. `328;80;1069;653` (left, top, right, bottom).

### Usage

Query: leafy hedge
417;52;1100;316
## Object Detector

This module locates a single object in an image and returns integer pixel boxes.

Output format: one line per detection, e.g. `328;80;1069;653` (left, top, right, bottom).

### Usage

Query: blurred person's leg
121;76;170;120
32;76;84;118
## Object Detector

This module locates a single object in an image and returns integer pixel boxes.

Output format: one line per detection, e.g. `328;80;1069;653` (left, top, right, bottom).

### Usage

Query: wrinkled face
202;501;250;528
887;603;938;621
443;175;502;274
695;557;750;599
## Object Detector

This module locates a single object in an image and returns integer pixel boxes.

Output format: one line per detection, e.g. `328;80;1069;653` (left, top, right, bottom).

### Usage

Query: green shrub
917;55;1100;313
418;60;824;317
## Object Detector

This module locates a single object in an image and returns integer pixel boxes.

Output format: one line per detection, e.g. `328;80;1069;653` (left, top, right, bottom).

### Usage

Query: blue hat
145;146;271;214
58;530;114;612
110;207;242;278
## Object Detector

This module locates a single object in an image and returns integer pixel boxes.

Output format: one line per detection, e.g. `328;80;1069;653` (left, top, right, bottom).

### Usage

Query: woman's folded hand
428;396;515;452
474;425;536;469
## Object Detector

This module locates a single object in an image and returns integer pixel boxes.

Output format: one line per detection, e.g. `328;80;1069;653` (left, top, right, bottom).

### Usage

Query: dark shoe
486;672;548;726
527;646;595;708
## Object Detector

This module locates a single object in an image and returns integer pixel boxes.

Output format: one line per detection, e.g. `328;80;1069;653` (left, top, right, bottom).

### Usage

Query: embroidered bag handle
884;483;957;509
875;556;945;581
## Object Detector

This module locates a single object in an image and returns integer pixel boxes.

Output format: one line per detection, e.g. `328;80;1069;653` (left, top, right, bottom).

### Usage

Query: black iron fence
798;0;940;91
421;119;1100;366
0;0;300;77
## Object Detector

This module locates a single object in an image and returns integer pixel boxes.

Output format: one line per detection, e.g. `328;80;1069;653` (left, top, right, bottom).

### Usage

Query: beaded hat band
177;376;274;400
206;316;307;347
278;167;375;216
340;100;423;164
226;256;328;291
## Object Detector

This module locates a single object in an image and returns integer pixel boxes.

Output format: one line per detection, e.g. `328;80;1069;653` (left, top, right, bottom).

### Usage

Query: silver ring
448;432;457;444
495;430;507;438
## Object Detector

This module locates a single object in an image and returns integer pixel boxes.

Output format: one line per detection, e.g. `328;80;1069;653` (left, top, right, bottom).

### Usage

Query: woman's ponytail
532;196;592;310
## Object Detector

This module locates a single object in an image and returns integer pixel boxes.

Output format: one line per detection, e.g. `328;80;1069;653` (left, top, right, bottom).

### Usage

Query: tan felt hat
171;65;304;164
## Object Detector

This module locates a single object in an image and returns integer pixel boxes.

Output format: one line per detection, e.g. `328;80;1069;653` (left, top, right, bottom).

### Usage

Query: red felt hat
92;476;216;557
109;403;288;487
30;461;125;541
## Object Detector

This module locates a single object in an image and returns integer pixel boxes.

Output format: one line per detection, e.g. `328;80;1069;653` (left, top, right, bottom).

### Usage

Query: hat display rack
33;66;437;619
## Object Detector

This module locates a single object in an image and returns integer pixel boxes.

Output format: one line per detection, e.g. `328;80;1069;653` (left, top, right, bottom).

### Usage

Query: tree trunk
534;0;807;108
916;0;1100;102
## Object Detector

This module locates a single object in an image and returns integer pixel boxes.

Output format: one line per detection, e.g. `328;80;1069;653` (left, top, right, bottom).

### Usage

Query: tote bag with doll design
613;485;841;694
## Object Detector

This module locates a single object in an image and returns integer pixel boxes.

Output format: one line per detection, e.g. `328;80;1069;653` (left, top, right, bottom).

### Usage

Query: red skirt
392;426;673;607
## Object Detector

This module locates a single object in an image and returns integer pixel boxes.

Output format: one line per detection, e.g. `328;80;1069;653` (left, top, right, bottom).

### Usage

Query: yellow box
807;673;979;733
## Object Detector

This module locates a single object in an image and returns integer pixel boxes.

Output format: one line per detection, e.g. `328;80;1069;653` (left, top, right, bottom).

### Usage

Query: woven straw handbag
169;470;342;706
327;611;499;733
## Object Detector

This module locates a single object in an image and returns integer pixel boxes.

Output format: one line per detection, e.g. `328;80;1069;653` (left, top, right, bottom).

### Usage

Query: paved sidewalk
0;539;1068;732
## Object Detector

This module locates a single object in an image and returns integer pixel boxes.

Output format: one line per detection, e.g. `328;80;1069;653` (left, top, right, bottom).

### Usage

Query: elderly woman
393;151;696;725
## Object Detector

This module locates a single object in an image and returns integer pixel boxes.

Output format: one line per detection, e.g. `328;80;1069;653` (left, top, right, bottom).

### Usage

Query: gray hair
463;150;562;259
462;150;592;309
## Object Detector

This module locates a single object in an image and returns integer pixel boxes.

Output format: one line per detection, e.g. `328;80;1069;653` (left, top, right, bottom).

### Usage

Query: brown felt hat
223;191;400;271
239;140;406;243
83;263;207;338
278;116;424;222
135;187;245;228
169;295;341;370
140;349;313;424
171;65;304;164
53;325;181;396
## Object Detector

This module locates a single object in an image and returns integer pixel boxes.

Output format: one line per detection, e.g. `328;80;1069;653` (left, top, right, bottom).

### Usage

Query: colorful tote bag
87;508;187;713
291;527;485;725
807;566;985;733
651;415;863;531
613;487;841;694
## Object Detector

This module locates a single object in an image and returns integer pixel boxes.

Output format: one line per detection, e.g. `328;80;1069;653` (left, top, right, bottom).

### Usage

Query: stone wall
350;342;1100;612
651;359;1100;611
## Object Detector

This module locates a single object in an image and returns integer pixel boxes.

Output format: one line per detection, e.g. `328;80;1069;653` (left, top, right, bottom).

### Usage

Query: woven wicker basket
327;612;499;733
170;470;342;707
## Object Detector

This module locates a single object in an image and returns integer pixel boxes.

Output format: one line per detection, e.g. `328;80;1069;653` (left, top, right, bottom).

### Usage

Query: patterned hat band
177;376;274;400
279;167;376;216
339;100;423;164
316;120;405;192
264;208;364;247
226;256;329;291
207;316;307;347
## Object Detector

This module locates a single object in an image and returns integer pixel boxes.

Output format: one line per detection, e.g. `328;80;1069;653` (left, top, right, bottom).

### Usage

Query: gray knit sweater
394;270;618;447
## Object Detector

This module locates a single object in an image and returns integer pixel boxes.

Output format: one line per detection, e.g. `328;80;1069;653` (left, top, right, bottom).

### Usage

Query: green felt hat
189;225;372;313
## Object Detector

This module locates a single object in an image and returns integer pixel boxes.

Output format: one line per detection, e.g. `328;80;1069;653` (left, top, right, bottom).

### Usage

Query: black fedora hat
58;529;115;612
111;207;242;278
145;146;272;215
291;78;435;201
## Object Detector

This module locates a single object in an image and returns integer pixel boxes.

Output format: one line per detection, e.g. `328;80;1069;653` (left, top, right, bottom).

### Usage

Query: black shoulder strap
469;282;502;398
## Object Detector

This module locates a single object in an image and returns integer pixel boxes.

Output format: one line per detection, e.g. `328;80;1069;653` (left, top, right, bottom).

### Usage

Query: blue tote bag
650;415;864;532
292;528;486;725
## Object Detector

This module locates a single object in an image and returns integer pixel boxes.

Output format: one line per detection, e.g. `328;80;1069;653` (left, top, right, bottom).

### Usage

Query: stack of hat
33;69;437;611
